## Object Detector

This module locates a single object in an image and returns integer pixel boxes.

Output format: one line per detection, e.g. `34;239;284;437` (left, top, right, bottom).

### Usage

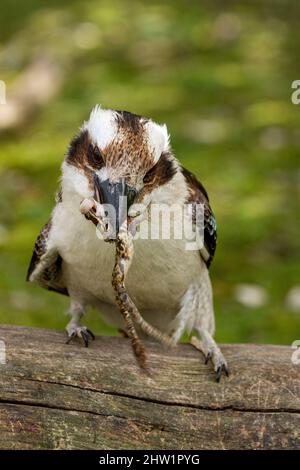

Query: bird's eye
94;146;102;160
143;171;153;184
143;153;176;187
88;144;104;168
143;162;158;184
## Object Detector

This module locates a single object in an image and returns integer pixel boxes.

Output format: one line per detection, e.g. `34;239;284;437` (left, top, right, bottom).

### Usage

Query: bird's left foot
190;335;229;382
66;326;95;347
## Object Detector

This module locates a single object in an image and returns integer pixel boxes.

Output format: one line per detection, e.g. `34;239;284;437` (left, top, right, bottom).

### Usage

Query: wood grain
0;325;299;449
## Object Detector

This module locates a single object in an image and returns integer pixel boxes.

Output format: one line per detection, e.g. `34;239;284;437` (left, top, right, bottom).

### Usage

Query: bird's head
62;106;185;235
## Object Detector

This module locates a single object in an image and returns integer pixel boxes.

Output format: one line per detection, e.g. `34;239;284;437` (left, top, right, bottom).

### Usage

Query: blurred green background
0;0;299;344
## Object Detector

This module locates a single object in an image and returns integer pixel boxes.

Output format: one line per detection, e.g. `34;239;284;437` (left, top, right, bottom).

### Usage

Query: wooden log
0;325;299;450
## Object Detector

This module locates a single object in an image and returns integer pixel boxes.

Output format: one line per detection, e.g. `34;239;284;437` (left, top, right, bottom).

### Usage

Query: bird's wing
181;167;217;267
26;218;68;296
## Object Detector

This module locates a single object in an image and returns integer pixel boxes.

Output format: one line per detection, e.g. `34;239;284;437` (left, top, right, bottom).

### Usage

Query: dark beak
94;175;137;236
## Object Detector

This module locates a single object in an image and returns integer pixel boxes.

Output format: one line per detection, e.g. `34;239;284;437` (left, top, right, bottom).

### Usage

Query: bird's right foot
66;326;95;347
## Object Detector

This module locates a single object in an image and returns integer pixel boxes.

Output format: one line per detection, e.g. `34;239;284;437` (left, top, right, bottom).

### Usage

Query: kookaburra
27;106;229;381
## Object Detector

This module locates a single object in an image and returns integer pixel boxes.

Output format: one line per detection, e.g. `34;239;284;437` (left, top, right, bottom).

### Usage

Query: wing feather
181;167;217;267
26;218;68;296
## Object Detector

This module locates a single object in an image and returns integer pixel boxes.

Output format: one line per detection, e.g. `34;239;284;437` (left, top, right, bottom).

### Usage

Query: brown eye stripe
66;130;104;172
143;152;177;187
66;130;90;168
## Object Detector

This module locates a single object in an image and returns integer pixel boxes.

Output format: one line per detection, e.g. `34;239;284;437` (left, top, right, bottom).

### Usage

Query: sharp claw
81;331;89;348
215;364;229;382
65;328;95;347
215;366;222;382
86;329;95;340
66;332;76;344
205;351;212;364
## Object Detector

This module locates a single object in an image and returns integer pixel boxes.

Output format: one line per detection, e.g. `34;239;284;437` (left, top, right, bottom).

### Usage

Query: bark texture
0;326;299;450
